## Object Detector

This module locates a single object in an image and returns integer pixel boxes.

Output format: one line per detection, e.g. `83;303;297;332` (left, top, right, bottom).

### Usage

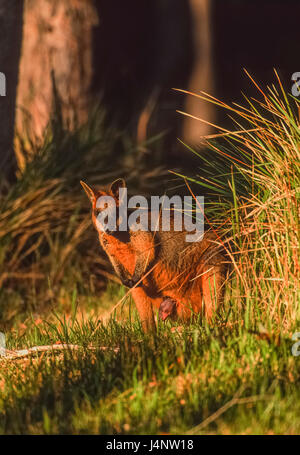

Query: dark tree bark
0;0;24;182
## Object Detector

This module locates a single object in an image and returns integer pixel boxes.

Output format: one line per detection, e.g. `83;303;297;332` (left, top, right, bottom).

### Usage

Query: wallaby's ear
110;178;126;199
80;180;96;204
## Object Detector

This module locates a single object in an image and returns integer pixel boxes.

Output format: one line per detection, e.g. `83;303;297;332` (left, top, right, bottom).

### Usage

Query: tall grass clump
178;72;299;332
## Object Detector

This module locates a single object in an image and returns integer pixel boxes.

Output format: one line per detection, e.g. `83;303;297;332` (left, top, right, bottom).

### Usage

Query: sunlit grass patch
0;307;299;434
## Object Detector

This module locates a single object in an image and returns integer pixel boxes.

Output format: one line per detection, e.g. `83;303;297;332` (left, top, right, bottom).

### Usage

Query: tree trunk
16;0;98;157
183;0;214;145
0;0;24;182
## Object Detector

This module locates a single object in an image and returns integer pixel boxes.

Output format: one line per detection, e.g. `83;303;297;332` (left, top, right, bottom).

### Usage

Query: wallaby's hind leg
131;287;160;332
201;266;225;319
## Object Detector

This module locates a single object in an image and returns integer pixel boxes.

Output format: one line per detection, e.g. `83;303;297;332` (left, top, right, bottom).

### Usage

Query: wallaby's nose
159;310;169;321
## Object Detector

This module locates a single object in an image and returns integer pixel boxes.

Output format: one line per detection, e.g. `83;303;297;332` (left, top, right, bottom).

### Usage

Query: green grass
0;300;299;435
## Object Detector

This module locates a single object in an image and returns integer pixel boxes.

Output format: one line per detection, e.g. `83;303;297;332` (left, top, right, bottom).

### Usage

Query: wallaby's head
80;178;126;233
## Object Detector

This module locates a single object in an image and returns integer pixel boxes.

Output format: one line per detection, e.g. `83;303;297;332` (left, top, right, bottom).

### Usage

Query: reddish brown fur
81;179;227;331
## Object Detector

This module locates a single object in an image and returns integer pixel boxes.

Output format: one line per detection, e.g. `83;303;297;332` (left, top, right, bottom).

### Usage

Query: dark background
92;0;300;158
